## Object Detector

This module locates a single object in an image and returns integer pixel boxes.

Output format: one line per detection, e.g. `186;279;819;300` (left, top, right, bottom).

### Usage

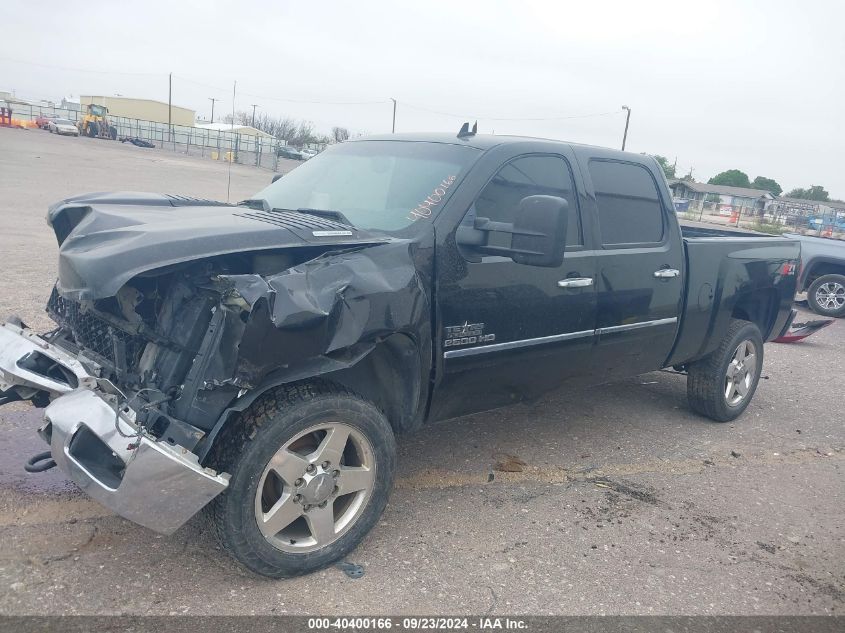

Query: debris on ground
493;453;527;472
773;319;834;343
118;136;155;148
335;562;364;579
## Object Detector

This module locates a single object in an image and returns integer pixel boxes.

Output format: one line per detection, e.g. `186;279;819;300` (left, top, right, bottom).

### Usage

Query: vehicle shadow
396;369;698;478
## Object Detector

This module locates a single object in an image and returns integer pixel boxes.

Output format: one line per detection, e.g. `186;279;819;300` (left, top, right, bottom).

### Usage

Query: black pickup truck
0;131;800;577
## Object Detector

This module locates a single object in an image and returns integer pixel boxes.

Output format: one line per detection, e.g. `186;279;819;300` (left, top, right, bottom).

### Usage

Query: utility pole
250;104;258;127
390;98;396;133
168;72;172;142
209;97;218;124
621;105;631;151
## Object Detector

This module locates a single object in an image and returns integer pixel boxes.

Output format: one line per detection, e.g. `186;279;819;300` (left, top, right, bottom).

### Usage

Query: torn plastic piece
773;319;833;343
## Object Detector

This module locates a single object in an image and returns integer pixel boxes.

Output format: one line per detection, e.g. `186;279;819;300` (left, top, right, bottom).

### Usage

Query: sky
1;0;843;197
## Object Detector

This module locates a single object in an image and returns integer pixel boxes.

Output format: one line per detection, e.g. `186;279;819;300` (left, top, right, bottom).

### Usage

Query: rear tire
686;319;764;422
807;274;845;317
109;126;117;140
207;381;396;578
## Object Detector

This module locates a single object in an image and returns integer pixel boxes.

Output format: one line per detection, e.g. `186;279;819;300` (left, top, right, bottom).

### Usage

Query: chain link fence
5;102;297;172
675;197;845;240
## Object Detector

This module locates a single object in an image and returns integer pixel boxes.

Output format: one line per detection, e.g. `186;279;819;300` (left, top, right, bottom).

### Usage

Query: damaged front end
2;196;431;534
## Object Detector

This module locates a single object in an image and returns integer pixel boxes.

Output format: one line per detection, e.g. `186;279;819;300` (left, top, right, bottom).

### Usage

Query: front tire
807;274;845;317
686;319;764;422
208;381;396;578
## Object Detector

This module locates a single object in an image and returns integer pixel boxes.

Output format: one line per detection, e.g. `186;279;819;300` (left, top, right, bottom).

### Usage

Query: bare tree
332;126;350;143
293;121;316;147
219;111;325;147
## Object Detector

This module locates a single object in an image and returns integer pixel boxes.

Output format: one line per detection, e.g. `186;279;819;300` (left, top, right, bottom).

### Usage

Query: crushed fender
219;241;431;387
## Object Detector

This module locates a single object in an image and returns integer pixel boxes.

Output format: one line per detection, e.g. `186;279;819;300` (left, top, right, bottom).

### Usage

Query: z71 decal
443;322;496;348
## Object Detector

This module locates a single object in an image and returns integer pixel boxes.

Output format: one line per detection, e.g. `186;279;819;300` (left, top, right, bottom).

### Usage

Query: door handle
557;277;594;288
654;268;680;279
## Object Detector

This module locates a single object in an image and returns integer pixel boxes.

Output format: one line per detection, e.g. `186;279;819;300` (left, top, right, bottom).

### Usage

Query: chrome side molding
443;329;595;358
597;317;678;335
443;317;679;359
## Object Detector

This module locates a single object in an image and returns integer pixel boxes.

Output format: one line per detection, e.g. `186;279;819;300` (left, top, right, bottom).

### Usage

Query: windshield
54;119;73;125
252;140;481;232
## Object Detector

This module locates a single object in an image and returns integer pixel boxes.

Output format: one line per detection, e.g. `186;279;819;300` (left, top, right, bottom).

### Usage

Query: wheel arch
803;257;845;291
197;333;426;465
321;332;426;435
731;288;779;339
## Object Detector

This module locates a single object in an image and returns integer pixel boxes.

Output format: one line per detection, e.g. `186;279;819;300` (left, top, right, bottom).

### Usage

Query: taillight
781;262;797;275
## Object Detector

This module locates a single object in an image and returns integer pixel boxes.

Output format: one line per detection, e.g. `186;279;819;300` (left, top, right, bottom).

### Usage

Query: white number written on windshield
408;175;457;221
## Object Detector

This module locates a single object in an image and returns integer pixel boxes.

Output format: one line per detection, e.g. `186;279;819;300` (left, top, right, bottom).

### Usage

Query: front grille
47;288;145;370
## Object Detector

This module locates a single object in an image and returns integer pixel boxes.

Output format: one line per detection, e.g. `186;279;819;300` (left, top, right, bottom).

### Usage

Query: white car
48;118;80;136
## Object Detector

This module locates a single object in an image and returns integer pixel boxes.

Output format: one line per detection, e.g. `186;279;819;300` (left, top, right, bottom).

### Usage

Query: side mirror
456;195;568;267
271;174;283;183
511;195;568;267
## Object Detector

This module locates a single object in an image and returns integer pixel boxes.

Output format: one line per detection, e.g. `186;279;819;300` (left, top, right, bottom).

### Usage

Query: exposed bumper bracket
0;322;95;397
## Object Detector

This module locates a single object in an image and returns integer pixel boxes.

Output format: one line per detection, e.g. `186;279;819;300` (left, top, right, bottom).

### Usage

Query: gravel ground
0;127;842;615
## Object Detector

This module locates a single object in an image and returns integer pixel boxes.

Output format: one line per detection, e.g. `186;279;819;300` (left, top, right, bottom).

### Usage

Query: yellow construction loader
77;104;118;140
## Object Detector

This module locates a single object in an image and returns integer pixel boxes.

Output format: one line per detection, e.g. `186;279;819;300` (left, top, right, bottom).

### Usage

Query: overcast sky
1;0;843;197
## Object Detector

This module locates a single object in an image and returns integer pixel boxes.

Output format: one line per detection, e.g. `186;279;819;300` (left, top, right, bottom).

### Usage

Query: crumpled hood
47;192;388;300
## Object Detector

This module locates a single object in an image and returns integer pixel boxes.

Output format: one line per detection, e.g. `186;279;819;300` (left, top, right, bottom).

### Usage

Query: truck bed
666;231;800;367
679;220;774;239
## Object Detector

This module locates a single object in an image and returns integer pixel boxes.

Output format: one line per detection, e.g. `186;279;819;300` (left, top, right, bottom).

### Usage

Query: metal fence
676;198;845;240
6;102;292;172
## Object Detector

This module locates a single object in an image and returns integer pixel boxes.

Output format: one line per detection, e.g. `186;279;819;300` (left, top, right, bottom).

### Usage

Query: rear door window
589;160;664;245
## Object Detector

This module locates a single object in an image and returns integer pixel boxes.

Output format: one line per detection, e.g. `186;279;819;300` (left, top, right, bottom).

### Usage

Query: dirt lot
0;127;842;615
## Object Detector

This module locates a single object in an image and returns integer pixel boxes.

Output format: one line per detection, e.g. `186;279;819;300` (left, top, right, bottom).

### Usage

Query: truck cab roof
353;132;649;164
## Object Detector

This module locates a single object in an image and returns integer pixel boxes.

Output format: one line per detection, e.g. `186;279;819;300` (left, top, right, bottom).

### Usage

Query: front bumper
1;322;229;534
45;390;229;534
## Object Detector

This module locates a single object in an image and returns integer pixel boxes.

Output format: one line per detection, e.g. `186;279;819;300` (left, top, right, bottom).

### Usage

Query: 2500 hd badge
444;322;496;348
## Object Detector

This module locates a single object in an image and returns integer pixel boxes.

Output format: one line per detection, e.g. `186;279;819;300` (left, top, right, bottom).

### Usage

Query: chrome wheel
725;340;757;407
815;281;845;311
254;422;376;553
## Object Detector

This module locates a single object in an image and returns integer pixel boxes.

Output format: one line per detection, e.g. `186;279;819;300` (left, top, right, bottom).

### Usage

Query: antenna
457;121;477;138
226;80;236;203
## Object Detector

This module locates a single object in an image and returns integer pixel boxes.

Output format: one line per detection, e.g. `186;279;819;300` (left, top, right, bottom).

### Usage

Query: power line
1;57;625;124
0;56;163;77
173;75;385;106
400;101;623;122
239;90;387;107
